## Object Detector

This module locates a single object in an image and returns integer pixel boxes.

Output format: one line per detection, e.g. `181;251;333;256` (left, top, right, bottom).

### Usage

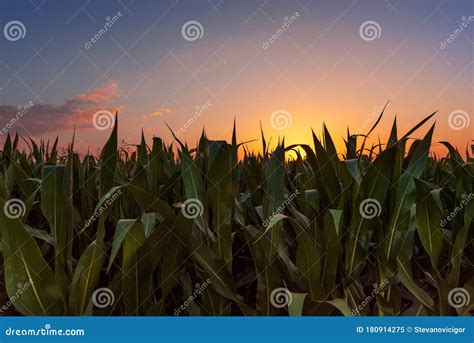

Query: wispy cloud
0;82;122;136
143;107;172;119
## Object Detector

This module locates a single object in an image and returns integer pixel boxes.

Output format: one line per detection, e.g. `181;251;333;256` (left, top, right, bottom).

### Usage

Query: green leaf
312;131;341;204
107;219;137;273
41;165;72;287
207;141;233;272
447;199;473;286
384;125;434;265
69;219;105;315
262;145;285;260
0;198;63;315
141;213;156;237
122;220;149;315
179;149;211;237
127;184;173;220
99;112;118;199
345;146;396;278
321;209;342;292
191;236;239;302
326;298;354;316
415;179;444;269
396;254;435;310
161;213;192;297
288;292;307;316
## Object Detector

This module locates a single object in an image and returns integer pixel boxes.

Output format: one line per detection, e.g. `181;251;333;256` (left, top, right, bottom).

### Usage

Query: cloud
143;107;172;119
0;82;122;136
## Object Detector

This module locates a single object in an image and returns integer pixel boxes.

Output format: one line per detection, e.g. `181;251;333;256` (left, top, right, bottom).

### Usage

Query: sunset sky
0;0;472;156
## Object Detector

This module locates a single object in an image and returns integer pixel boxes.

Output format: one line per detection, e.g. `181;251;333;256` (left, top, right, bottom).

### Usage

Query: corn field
0;111;472;316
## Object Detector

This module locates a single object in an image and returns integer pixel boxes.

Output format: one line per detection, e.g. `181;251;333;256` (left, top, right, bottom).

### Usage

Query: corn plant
0;111;472;316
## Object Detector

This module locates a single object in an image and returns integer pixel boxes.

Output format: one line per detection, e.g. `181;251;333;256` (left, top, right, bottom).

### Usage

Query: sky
0;0;472;156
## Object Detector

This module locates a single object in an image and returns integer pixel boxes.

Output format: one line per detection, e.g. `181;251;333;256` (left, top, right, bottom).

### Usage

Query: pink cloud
0;82;122;136
143;107;172;119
